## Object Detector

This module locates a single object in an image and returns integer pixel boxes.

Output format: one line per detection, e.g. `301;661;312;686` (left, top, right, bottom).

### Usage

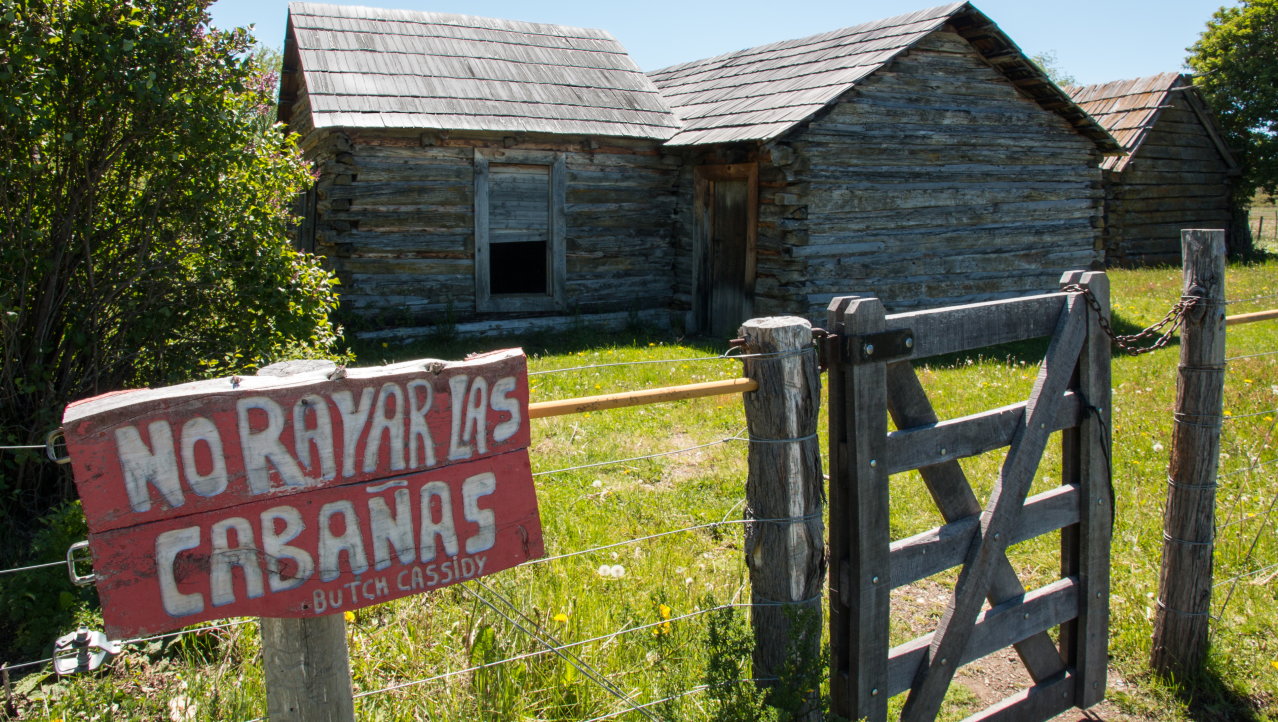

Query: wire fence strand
527;347;815;378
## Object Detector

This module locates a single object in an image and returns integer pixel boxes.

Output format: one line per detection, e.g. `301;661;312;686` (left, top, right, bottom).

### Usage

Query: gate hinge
813;328;838;372
845;329;915;364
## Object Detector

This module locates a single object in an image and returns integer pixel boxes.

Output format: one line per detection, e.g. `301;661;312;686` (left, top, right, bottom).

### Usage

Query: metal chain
1061;284;1199;355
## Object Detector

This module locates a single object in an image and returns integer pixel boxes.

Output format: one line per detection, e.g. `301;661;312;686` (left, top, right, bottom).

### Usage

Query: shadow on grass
1167;663;1269;722
342;322;727;365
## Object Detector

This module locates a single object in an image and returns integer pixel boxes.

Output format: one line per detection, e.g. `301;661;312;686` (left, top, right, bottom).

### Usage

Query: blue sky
209;0;1231;86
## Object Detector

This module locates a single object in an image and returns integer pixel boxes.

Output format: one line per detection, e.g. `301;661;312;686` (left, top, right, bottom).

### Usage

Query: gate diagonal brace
845;329;915;364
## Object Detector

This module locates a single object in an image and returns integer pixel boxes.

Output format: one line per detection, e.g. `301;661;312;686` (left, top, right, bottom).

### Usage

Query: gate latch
846;329;915;364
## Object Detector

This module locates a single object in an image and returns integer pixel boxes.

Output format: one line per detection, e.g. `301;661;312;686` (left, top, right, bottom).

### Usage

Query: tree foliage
1188;0;1278;197
0;0;341;532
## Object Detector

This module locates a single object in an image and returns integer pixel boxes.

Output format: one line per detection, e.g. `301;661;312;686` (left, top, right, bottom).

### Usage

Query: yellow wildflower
344;611;356;623
553;613;569;623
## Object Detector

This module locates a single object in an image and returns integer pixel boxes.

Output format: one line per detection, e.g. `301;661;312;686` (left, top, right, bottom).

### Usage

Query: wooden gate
826;271;1112;721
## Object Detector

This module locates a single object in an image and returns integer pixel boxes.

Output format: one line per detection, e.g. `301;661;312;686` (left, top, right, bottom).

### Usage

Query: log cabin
280;2;1119;340
1067;73;1238;267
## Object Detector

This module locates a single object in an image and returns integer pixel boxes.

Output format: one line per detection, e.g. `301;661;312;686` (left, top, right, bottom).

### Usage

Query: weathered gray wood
883;391;1083;475
824;296;856;718
828;296;891;721
257;360;355;722
886;293;1068;362
889;484;1080;587
884;361;1067;685
740;316;823;718
900;298;1087;722
1058;271;1113;708
887;577;1080;697
262;615;355;722
965;671;1077;722
1151;229;1227;677
473;150;490;306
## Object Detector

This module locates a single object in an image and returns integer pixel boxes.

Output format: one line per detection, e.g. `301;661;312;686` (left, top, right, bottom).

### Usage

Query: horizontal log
1226;308;1278;326
886;576;1080;698
529;377;758;418
888;484;1081;587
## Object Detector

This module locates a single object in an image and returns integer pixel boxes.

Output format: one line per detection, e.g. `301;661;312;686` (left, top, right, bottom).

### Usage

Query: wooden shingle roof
649;2;1119;151
1067;73;1235;173
280;2;679;139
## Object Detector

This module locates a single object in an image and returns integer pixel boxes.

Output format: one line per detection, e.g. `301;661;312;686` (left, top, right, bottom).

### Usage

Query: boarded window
488;164;549;295
474;150;565;312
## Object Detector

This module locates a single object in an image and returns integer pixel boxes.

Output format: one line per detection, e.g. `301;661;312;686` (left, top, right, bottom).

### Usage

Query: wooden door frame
692;163;758;334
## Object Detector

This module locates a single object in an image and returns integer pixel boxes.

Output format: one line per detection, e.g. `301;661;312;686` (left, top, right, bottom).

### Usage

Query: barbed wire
463;579;661;722
528;347;815;378
524;512;820;568
1226;349;1278;362
532;429;815;478
3;620;256;675
579;677;778;722
1225;292;1278;306
351;601;796;702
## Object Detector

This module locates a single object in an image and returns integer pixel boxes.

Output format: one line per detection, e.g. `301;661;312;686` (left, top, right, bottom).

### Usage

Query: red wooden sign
62;350;543;638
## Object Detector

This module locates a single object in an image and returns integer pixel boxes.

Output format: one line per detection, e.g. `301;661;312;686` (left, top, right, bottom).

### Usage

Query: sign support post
256;360;355;722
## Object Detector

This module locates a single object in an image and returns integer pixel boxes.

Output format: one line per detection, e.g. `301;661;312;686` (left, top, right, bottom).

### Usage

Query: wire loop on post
66;541;95;587
45;428;70;465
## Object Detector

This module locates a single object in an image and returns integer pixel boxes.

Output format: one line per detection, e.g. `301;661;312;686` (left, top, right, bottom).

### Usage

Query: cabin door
694;164;757;338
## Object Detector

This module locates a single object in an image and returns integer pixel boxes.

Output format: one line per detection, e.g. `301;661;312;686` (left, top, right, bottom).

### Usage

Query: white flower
1153;442;1165;452
168;695;198;722
591;479;603;488
597;564;611;577
609;564;626;578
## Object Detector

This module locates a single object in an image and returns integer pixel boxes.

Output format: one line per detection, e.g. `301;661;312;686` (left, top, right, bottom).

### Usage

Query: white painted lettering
260;506;314;592
489;376;521;443
155;526;203;617
368;487;414;571
463;377;490;456
237;397;306;494
293;394;336;481
209;517;265;607
407;379;437;469
318;500;369;582
116;421;184;513
179;417;227;498
418;481;459;562
447;376;471;460
364;383;406;474
462;472;497;554
332;388;375;478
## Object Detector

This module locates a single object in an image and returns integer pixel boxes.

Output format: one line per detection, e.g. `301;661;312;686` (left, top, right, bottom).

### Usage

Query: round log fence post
256;360;356;722
739;316;825;717
1150;229;1227;678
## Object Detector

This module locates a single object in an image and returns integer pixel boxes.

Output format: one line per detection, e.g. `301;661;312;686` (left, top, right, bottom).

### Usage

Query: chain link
1061;284;1200;355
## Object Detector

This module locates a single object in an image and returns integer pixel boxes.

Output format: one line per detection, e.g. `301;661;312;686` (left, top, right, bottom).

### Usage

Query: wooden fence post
825;297;889;722
1151;229;1227;678
256;360;356;722
740;316;824;717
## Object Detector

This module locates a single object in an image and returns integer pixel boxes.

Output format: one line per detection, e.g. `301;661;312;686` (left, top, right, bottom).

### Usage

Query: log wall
298;129;681;336
757;28;1105;318
1102;94;1234;267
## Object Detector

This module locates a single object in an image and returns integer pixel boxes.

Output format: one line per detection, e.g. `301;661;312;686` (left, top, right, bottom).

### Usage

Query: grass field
11;260;1278;721
1252;195;1278;254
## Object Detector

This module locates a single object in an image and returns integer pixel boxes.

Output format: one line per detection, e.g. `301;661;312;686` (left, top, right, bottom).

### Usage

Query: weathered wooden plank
889;484;1080;587
881;293;1068;362
884;393;1082;475
965;671;1078;722
886;577;1080;698
899;298;1087;722
884;361;1067;684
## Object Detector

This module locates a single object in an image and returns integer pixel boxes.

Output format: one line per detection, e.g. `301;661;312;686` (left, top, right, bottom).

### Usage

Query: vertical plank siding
300;130;679;334
777;30;1103;317
1103;95;1234;266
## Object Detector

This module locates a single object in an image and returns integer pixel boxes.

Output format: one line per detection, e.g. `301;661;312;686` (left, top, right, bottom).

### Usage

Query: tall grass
11;260;1278;720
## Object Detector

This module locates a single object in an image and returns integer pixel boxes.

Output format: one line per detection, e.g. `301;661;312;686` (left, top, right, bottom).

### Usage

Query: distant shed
1068;73;1238;266
650;2;1120;335
279;2;682;337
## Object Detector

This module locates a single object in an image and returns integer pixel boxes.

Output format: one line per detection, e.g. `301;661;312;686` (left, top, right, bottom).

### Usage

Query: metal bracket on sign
52;628;120;676
66;540;95;587
846;329;915;364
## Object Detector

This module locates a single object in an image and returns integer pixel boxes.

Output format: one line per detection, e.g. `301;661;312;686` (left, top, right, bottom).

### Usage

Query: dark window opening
490;241;547;294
